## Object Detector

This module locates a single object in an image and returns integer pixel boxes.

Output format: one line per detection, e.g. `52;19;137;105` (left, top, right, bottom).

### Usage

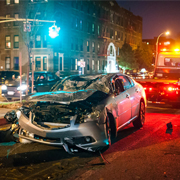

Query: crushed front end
12;101;107;153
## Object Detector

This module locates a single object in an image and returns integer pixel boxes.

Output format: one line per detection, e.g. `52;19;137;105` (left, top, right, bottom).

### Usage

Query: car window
118;75;131;90
114;79;124;94
47;73;55;81
127;76;135;87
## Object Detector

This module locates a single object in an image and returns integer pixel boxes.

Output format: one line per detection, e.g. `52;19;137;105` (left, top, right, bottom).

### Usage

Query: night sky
117;0;180;40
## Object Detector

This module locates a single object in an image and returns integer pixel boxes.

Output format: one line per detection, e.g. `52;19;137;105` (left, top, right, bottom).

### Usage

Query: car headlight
75;110;100;124
17;84;27;91
1;85;7;90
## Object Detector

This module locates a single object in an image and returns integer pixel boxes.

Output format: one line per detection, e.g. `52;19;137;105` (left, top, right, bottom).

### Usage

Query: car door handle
126;94;130;98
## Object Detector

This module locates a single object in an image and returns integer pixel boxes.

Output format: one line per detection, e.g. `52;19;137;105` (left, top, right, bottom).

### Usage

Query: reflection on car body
5;73;146;153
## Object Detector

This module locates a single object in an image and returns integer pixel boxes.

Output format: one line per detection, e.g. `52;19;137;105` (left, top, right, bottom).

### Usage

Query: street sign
78;61;85;67
24;23;31;32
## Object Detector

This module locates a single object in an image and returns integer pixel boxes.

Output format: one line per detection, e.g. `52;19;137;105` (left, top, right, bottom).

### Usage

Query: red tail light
149;87;152;91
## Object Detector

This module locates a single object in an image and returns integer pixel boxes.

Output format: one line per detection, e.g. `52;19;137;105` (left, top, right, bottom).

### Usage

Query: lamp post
155;31;170;68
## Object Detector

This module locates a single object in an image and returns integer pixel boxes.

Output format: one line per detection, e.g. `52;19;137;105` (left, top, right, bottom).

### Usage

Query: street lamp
155;31;170;68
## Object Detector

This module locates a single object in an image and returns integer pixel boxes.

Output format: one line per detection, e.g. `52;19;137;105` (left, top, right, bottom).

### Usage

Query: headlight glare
17;84;27;91
1;85;7;90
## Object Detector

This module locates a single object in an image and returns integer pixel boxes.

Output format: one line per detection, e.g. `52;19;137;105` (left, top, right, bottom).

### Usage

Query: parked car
1;71;61;100
0;70;19;85
5;73;146;153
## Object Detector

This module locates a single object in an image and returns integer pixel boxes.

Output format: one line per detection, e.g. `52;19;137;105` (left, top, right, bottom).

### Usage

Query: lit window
97;43;100;52
6;0;10;5
14;0;19;4
5;35;11;49
92;60;94;70
14;35;19;48
97;60;99;70
92;42;95;52
87;40;89;52
35;35;41;48
43;57;47;70
5;57;10;70
75;59;78;70
35;57;41;71
92;23;95;33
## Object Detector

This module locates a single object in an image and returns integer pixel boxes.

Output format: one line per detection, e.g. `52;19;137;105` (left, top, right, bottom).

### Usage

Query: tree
134;44;154;71
117;43;138;70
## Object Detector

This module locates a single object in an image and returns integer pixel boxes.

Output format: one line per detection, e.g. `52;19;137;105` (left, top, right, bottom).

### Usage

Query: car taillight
143;87;147;90
149;87;152;91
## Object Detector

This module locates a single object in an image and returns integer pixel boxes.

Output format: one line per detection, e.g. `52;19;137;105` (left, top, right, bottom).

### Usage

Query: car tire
133;100;145;128
106;116;112;146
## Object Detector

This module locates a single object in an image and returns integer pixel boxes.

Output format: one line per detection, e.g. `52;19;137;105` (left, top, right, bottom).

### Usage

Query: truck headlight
17;85;27;91
1;85;7;90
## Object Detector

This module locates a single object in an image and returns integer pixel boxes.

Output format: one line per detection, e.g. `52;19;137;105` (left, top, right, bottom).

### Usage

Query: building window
43;35;47;48
92;42;95;52
30;57;32;71
80;20;83;30
6;0;10;5
14;35;19;48
5;15;11;27
97;43;100;52
5;57;10;70
43;57;47;70
14;0;19;3
71;58;76;70
14;14;19;26
117;47;119;55
60;57;63;71
35;35;41;48
87;40;89;52
92;23;95;33
5;35;11;49
71;37;74;50
87;59;89;70
97;25;100;36
102;60;104;70
35;57;41;71
75;38;78;51
87;22;90;33
75;59;78;70
97;60;99;70
92;60;94;70
14;57;19;70
75;18;78;29
80;39;83;51
110;29;113;39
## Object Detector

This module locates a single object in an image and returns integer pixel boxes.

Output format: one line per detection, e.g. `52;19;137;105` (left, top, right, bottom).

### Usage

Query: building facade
0;0;142;76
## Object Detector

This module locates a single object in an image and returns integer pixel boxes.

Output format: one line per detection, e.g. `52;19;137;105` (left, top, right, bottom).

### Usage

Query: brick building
0;0;142;76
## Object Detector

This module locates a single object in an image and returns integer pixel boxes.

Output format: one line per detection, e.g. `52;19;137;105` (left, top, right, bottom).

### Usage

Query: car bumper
16;112;108;152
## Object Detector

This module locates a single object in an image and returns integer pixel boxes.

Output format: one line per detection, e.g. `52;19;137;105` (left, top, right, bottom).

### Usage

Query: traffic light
49;25;60;38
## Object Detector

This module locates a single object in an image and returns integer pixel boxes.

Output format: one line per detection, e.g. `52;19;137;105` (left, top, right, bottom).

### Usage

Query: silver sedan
6;73;146;153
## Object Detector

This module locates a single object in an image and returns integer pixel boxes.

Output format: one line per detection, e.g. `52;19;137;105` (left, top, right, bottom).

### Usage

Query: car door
113;77;131;129
126;76;141;118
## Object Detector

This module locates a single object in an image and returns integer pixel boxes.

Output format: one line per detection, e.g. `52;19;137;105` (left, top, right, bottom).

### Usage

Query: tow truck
135;48;180;107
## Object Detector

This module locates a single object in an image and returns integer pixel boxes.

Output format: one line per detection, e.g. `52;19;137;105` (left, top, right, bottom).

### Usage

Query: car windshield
52;75;110;94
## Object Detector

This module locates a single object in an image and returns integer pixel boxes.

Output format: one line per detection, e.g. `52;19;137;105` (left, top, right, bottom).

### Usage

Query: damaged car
5;73;146;153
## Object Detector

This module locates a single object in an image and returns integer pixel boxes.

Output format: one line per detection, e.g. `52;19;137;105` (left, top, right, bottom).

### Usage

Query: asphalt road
0;103;180;180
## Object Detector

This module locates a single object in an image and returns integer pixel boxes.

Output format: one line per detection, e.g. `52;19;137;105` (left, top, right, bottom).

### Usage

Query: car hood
26;89;101;104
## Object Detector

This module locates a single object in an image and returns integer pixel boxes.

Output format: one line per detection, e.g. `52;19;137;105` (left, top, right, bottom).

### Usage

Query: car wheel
133;100;145;128
106;116;112;146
